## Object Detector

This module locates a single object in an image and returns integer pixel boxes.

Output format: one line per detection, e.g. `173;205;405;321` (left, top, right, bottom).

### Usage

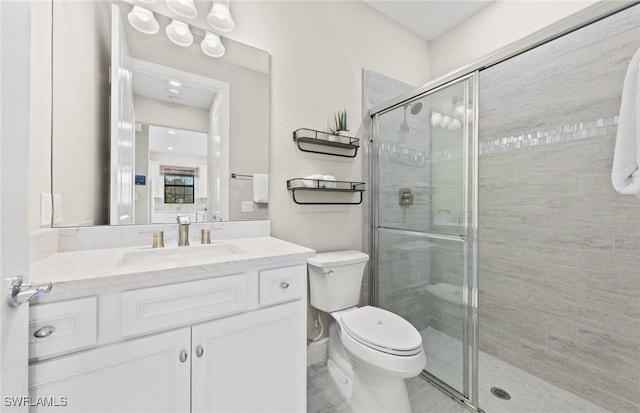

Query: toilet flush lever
325;270;335;277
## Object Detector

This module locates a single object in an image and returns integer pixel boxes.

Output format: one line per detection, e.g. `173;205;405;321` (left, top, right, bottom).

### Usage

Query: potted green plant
329;109;349;142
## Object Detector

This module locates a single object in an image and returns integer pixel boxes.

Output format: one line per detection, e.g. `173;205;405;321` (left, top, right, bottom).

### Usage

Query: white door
0;1;32;411
29;328;191;413
109;4;135;225
191;302;306;413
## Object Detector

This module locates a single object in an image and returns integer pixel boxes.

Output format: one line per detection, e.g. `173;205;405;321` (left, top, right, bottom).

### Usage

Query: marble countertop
30;237;315;291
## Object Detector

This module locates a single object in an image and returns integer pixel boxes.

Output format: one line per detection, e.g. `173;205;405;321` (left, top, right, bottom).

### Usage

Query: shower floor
421;327;611;413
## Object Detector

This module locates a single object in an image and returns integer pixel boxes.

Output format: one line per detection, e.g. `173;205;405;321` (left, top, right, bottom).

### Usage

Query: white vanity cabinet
29;328;192;413
192;301;304;413
27;260;308;413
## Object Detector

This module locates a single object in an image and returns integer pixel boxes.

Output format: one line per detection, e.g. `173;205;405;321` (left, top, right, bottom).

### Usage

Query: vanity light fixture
207;0;235;32
127;6;160;35
166;0;197;19
200;32;226;57
166;19;194;47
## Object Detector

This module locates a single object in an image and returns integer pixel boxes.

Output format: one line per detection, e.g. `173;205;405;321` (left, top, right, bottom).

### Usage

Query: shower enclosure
367;3;639;412
368;74;479;408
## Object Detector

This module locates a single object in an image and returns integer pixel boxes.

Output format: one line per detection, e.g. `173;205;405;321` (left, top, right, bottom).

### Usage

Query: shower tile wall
375;102;434;331
374;77;471;344
362;70;416;305
478;6;640;412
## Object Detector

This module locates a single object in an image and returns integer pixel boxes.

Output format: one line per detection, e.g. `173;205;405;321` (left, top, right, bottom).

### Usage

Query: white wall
226;1;431;252
134;125;150;224
134;96;209;133
428;0;598;78
28;1;52;231
51;0;111;227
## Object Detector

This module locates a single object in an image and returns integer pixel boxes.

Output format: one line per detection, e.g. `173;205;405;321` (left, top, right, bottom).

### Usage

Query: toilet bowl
308;251;426;413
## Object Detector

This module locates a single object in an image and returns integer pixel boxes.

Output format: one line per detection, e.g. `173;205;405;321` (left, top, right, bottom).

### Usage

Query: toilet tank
307;250;369;312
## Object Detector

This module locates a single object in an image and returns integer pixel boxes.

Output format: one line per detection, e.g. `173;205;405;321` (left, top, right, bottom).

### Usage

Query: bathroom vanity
27;236;313;413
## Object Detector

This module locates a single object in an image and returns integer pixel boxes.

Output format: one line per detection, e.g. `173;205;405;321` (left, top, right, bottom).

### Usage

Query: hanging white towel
612;48;640;196
253;174;269;203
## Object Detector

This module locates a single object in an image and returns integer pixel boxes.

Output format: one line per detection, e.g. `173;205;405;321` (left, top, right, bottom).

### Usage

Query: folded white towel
321;175;337;189
612;48;640;196
253;173;269;203
304;174;323;188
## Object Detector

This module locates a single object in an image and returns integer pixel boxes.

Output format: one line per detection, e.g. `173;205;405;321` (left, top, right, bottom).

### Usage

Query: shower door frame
365;2;635;412
368;72;480;410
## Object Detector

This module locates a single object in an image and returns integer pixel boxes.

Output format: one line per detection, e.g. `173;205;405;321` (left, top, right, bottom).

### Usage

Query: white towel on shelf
304;174;323;187
321;175;337;189
253;174;269;203
612;48;640;196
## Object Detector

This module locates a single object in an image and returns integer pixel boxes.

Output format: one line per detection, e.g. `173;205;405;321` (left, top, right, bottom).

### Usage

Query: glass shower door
371;74;478;404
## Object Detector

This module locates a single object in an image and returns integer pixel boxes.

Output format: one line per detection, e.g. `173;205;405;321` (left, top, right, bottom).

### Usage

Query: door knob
7;275;52;308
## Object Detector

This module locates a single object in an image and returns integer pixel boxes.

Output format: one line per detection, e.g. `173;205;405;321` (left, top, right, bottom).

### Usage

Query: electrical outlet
40;193;52;226
53;194;62;225
242;201;253;212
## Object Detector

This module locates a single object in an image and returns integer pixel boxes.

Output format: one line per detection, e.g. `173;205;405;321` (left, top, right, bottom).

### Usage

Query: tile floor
307;327;611;413
307;362;468;413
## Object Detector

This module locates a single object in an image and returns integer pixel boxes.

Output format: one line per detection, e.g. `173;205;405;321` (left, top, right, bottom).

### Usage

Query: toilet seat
340;306;423;356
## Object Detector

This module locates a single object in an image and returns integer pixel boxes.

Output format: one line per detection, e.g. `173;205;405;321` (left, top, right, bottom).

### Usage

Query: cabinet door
29;328;191;413
192;302;306;413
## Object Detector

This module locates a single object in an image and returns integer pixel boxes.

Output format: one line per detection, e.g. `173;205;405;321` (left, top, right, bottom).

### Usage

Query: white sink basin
117;243;244;267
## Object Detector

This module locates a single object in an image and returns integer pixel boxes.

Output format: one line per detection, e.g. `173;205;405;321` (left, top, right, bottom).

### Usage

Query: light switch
53;194;62;225
242;201;253;212
40;193;52;227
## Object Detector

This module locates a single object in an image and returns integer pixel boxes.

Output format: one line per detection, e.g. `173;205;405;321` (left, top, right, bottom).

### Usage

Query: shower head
410;101;423;115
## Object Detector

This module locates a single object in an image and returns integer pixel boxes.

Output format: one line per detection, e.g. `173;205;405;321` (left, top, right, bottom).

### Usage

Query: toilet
308;250;426;413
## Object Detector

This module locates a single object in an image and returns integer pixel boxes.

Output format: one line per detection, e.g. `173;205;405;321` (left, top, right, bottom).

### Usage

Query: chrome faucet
177;215;190;246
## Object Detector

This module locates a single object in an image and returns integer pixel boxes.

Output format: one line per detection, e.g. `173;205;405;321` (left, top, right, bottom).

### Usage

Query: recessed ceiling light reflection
166;0;197;18
167;130;176;135
168;88;181;94
200;32;225;58
169;80;182;87
165;19;193;47
127;6;159;34
167;146;174;151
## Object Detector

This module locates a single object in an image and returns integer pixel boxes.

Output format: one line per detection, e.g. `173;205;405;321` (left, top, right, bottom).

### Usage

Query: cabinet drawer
29;296;97;359
121;273;248;337
259;265;305;306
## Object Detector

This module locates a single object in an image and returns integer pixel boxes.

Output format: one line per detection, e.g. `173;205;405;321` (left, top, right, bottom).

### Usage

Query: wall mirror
51;0;270;227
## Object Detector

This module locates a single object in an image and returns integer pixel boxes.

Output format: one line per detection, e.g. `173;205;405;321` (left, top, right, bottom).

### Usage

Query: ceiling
363;0;493;41
132;70;217;109
149;125;208;158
